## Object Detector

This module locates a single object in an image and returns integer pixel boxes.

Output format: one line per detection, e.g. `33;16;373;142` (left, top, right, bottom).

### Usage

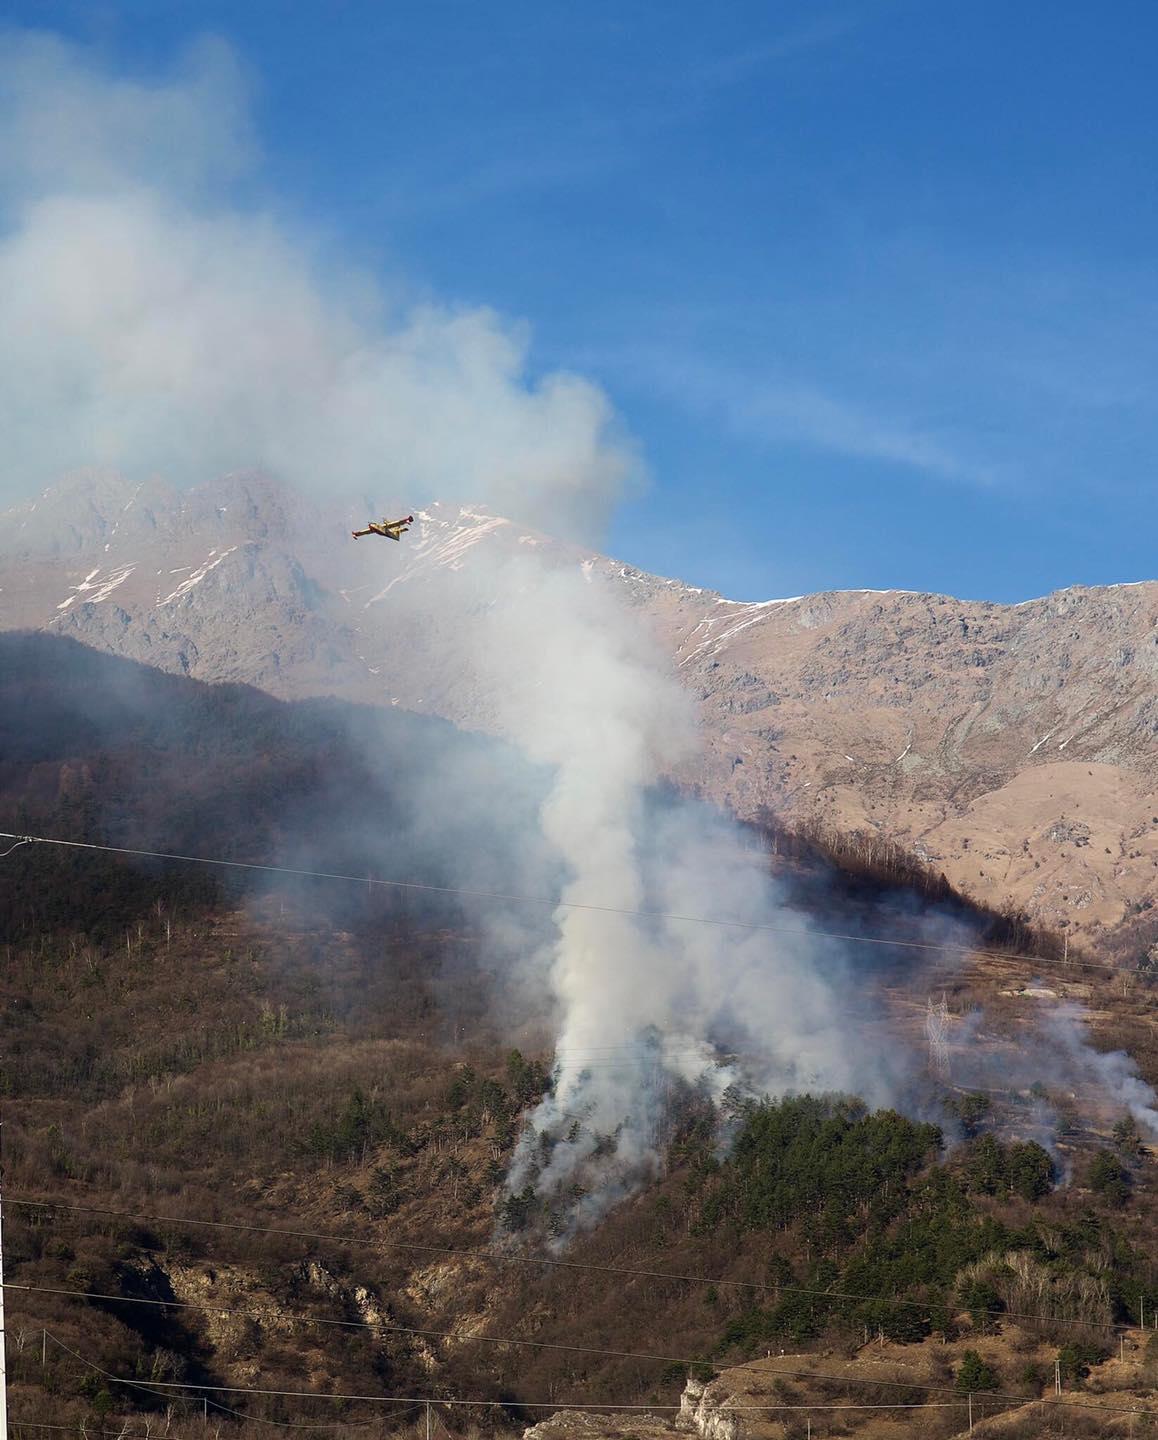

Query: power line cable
7;1201;1150;1338
5;1277;1140;1384
25;1369;388;1434
0;830;1114;975
11;1426;162;1438
36;1327;1158;1421
0;1281;978;1375
22;1331;1022;1417
195;1395;414;1430
41;1329;950;1412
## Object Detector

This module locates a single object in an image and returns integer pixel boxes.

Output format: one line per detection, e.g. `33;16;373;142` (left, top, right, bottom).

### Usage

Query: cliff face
2;471;1156;940
679;1378;741;1440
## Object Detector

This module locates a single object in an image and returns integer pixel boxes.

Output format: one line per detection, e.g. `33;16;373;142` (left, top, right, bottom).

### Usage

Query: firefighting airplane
351;514;414;541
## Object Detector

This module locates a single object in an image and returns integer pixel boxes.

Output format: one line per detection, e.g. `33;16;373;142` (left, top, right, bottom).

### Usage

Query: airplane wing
351;514;413;541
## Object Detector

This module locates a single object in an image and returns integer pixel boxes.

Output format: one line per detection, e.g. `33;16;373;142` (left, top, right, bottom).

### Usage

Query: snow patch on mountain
158;547;237;606
55;563;136;611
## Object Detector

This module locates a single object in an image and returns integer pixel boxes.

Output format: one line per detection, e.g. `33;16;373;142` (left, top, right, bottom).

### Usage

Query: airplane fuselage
352;515;413;540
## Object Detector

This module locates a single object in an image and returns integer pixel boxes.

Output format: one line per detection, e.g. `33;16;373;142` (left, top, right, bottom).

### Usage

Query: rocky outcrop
679;1377;741;1440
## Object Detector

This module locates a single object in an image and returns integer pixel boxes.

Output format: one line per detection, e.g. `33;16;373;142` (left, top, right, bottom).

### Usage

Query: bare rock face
2;472;1156;941
679;1378;741;1440
518;1374;759;1440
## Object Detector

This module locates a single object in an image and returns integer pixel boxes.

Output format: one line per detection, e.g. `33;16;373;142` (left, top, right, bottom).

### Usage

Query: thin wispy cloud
599;342;997;488
695;12;860;91
374;11;860;221
740;379;995;486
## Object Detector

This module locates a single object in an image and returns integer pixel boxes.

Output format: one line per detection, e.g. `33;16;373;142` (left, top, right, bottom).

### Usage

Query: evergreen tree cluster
690;1096;1149;1358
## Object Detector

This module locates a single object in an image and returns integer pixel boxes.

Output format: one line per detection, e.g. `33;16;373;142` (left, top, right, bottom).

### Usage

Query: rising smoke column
477;555;914;1233
484;555;701;1210
490;556;728;1227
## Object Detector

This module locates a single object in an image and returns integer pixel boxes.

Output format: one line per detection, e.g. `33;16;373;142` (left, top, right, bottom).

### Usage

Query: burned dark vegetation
4;635;1158;1439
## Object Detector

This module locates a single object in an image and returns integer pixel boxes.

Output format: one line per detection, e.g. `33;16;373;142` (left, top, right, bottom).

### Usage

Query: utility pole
1055;1357;1062;1395
426;1401;431;1440
968;1391;973;1433
1;1120;10;1440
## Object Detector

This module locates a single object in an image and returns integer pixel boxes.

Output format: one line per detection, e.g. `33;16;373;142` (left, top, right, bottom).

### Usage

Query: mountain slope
3;628;1158;1440
0;629;555;943
2;472;1156;940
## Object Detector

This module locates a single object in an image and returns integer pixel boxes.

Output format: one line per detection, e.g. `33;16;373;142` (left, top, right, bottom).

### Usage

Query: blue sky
5;0;1157;602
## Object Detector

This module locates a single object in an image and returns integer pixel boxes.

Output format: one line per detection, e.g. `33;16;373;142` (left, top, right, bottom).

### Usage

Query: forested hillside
0;630;554;941
6;898;1158;1439
4;635;1158;1439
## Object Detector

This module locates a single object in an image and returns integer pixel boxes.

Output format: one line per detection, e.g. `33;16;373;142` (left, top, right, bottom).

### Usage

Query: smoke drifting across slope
4;28;1155;1236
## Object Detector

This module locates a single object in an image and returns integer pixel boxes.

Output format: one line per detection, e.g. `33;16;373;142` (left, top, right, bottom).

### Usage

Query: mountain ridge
2;471;1156;942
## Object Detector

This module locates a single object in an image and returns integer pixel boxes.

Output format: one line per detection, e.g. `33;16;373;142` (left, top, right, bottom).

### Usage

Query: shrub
956;1349;998;1392
1057;1342;1106;1385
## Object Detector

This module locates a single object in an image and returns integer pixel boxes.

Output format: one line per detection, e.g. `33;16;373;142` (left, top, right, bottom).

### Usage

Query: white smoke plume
0;30;633;543
467;555;917;1234
1041;1002;1158;1138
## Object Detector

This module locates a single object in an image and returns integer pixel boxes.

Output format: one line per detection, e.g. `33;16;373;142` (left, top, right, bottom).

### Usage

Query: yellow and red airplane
352;514;414;541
